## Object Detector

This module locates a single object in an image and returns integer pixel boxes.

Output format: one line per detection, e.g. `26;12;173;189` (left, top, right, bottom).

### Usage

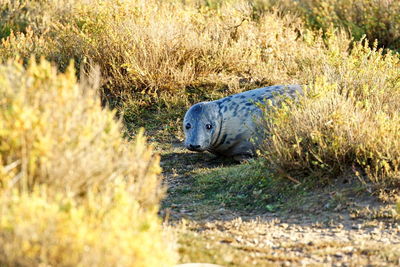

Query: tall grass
0;0;334;136
262;39;400;187
292;0;400;50
0;0;325;98
0;59;177;266
1;0;399;190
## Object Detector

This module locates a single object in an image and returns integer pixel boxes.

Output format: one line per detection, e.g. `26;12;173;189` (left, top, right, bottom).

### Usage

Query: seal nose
189;144;201;150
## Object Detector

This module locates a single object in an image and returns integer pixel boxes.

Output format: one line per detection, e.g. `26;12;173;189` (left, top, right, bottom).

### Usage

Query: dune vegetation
0;0;399;265
0;59;177;266
262;39;400;188
291;0;400;51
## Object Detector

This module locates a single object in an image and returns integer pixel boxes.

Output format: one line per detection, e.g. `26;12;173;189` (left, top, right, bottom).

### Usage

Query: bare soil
159;142;400;266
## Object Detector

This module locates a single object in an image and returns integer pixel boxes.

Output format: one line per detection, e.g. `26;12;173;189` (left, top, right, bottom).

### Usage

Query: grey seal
183;85;301;161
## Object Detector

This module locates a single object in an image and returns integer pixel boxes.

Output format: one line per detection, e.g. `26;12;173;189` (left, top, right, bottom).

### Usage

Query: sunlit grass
0;59;177;266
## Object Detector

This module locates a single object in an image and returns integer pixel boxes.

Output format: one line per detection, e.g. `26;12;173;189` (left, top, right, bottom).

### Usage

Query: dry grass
1;0;399;190
0;0;338;139
2;0;398;189
291;0;400;50
0;187;176;267
262;39;400;187
0;0;325;98
1;0;400;264
0;58;177;266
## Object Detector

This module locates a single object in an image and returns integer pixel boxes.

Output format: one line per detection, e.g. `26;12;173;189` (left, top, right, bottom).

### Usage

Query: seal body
183;85;301;160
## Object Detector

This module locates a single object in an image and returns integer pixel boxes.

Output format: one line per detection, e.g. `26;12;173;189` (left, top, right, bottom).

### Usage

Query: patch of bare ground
159;142;400;267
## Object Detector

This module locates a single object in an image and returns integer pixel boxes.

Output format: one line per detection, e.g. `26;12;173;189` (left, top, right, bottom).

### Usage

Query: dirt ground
159;142;400;267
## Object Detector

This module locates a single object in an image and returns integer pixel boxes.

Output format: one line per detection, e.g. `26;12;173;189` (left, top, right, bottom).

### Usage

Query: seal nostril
189;144;201;150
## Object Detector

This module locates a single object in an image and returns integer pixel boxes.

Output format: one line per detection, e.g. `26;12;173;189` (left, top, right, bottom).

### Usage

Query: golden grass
2;0;398;189
0;0;326;98
262;40;400;187
0;186;176;267
292;0;400;50
0;59;177;266
1;0;400;263
1;0;399;186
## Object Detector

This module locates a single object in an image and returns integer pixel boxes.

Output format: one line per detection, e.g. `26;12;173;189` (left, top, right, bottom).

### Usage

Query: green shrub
0;59;177;266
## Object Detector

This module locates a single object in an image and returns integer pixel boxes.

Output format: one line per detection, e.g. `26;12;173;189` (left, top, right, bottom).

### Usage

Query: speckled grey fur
183;85;301;159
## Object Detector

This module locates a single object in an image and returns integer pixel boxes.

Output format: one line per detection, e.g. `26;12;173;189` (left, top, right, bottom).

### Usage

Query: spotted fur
183;85;301;160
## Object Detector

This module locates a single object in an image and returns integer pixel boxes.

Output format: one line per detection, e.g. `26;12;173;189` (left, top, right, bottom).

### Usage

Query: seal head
183;102;221;152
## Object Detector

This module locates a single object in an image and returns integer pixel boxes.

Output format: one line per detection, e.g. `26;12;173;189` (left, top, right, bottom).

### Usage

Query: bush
293;0;400;50
0;0;325;99
262;39;400;187
0;186;176;267
0;59;177;266
0;0;337;136
0;0;75;40
2;0;399;192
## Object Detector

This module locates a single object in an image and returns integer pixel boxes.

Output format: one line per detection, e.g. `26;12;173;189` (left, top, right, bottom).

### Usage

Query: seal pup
183;85;301;161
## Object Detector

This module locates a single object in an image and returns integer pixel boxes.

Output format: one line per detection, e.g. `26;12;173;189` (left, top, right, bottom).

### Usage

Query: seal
183;85;301;161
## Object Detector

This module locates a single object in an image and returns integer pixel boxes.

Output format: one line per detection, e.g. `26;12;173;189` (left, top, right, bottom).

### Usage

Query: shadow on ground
159;142;400;267
160;142;397;227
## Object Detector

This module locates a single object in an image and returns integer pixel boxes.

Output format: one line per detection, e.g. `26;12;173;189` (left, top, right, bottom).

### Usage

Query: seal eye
185;123;191;130
205;124;212;130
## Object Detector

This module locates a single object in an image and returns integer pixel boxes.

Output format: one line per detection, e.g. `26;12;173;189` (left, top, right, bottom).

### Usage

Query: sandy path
160;143;400;266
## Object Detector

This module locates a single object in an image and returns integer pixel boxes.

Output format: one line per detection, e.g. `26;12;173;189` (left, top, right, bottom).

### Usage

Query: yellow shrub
262;40;400;186
0;29;54;65
0;59;177;266
0;186;176;267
